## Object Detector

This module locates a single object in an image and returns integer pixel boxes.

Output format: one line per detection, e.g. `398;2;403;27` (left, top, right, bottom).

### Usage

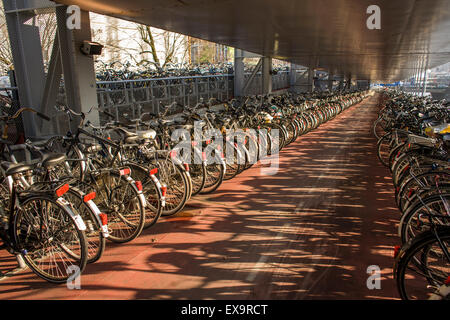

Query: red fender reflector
56;184;69;197
135;181;143;191
445;276;450;285
98;213;108;226
83;191;96;202
161;186;167;197
183;163;190;172
150;168;158;175
394;245;401;258
120;168;130;176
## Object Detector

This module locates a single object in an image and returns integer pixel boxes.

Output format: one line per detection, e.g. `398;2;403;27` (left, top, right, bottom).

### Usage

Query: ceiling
52;0;450;81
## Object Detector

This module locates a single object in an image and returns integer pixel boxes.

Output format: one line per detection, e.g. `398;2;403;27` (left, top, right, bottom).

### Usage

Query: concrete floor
0;95;401;299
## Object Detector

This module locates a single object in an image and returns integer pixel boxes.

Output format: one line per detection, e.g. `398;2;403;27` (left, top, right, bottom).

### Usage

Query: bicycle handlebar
0;107;50;122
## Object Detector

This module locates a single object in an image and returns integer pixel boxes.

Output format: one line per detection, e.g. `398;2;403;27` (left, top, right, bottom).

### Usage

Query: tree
0;2;12;73
134;24;188;69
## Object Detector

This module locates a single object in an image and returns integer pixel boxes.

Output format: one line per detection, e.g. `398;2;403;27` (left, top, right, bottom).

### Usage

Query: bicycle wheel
151;156;189;217
377;132;393;167
373;118;384;140
223;140;243;180
201;153;225;194
190;162;206;196
65;188;105;264
399;194;450;245
93;171;145;243
14;195;88;283
399;173;450;213
394;226;450;300
125;162;162;229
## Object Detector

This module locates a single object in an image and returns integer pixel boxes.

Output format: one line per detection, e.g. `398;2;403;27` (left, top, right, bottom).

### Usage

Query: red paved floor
0;94;401;299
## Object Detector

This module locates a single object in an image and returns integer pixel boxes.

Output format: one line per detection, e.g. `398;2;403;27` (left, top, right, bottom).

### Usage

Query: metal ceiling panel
52;0;450;81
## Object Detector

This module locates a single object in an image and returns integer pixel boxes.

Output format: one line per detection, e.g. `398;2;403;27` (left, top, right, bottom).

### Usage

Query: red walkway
0;95;400;299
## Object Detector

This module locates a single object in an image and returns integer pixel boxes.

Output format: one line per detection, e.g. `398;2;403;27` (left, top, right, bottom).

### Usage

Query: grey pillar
234;49;245;97
327;71;333;91
337;76;344;91
56;6;99;129
289;63;297;89
345;74;352;90
262;57;272;94
422;56;429;97
415;59;422;95
307;68;315;92
419;57;429;97
3;0;47;138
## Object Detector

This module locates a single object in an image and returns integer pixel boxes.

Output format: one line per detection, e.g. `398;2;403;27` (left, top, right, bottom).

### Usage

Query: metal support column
337;75;344;91
56;6;99;129
327;71;334;91
261;57;272;94
422;56;429;97
3;0;50;138
345;74;352;90
307;68;315;92
417;58;423;95
415;59;422;95
234;49;245;97
289;63;297;92
411;61;419;93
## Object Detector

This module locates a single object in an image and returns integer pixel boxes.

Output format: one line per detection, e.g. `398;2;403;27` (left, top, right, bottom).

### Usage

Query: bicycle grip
36;112;50;121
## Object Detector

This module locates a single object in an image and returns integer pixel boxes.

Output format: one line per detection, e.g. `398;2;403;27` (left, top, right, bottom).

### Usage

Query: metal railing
243;71;290;95
97;75;234;121
96;72;291;121
2;72;292;130
272;71;290;91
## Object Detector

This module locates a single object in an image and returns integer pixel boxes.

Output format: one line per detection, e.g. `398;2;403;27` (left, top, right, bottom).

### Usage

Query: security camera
80;41;103;56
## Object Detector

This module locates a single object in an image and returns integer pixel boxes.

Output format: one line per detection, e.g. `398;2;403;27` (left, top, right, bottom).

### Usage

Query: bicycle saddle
136;129;156;140
1;162;34;176
81;143;102;154
41;153;67;169
170;124;194;131
159;119;175;125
